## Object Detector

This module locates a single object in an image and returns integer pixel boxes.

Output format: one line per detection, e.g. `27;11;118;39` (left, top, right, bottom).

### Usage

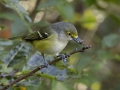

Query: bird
9;22;84;67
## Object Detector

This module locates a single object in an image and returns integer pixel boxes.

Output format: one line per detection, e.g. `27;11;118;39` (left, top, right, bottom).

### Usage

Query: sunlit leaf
91;81;101;90
80;9;97;30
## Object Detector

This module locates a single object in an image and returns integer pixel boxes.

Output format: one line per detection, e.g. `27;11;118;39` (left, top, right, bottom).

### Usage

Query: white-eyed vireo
9;22;84;66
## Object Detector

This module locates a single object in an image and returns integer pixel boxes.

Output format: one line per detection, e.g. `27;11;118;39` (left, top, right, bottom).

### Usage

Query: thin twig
4;43;24;69
1;45;91;90
0;69;19;78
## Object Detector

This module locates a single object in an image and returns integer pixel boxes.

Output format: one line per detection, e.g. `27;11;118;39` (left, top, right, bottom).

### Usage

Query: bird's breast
32;34;68;55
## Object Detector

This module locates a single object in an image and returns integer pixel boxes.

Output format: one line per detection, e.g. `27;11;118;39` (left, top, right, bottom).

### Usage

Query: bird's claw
57;54;67;65
43;59;49;68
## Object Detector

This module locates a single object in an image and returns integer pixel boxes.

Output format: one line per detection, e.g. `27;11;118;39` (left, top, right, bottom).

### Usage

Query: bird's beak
73;37;84;44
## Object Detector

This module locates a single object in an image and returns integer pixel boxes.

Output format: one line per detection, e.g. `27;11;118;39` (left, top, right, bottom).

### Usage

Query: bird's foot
57;54;68;65
43;58;49;68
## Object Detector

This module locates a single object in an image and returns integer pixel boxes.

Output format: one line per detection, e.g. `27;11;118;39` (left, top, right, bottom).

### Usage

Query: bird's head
62;22;84;44
51;22;84;44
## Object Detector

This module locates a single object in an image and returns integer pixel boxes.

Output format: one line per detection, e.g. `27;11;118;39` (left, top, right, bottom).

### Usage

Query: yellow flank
32;34;68;55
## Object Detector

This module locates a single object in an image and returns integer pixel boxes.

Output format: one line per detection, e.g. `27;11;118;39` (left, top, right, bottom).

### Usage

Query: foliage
0;0;120;90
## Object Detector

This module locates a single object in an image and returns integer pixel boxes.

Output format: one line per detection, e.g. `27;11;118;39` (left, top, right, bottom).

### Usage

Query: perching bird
9;22;84;67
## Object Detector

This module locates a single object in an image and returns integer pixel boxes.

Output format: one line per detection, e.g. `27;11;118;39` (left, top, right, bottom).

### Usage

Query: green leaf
25;15;32;23
102;34;120;48
7;0;19;3
56;2;74;22
11;17;28;36
16;4;32;22
4;0;32;32
0;78;9;85
97;50;113;60
0;12;19;21
0;25;6;29
52;80;68;90
0;46;4;51
0;41;13;46
104;0;120;4
76;56;91;70
37;0;60;9
80;9;97;30
84;0;96;7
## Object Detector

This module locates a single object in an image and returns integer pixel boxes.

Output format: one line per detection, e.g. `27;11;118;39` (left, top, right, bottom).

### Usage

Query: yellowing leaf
80;9;97;30
91;82;101;90
20;86;26;90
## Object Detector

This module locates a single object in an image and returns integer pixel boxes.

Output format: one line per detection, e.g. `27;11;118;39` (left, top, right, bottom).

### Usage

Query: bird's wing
9;25;52;41
23;30;50;42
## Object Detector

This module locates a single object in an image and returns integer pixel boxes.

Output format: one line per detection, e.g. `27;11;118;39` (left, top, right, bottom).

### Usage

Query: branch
1;45;91;90
29;0;41;21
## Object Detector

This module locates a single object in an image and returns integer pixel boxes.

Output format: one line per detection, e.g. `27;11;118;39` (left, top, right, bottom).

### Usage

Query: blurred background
0;0;120;90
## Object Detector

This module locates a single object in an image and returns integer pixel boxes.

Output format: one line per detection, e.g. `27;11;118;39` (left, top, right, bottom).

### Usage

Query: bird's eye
68;33;71;36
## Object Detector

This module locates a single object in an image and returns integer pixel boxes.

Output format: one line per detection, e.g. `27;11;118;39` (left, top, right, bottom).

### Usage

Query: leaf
102;34;120;48
76;56;91;71
104;0;120;4
0;78;9;85
32;0;74;22
52;81;68;90
4;0;32;32
5;43;32;70
7;0;19;3
0;25;6;30
84;0;96;7
16;4;32;22
56;2;74;22
37;0;59;9
0;46;4;51
97;50;113;60
0;12;19;21
80;9;97;30
40;66;67;81
11;17;28;36
25;15;32;23
27;52;44;67
0;41;13;46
